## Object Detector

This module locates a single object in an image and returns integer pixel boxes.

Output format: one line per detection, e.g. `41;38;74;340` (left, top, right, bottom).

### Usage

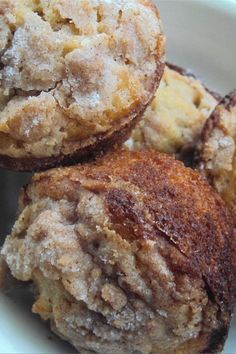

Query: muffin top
2;149;234;353
0;0;165;170
126;64;218;162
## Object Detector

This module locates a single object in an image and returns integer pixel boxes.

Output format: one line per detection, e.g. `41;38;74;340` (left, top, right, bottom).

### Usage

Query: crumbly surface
125;65;217;160
1;149;234;354
197;91;236;221
0;0;165;162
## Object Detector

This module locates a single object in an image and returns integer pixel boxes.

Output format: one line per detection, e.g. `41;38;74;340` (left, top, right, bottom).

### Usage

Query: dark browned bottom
202;325;229;354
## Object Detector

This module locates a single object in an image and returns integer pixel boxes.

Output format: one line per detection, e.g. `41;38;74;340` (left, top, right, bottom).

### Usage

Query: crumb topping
0;0;164;158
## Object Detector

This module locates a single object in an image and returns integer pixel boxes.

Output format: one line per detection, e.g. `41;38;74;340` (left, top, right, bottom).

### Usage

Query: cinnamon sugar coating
0;0;165;170
1;149;234;353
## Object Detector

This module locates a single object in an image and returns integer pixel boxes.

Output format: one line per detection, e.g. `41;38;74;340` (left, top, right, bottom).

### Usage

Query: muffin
125;64;219;165
1;149;234;354
197;91;236;221
0;0;165;171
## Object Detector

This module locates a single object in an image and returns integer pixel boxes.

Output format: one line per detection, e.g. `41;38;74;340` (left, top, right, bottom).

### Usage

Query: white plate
1;0;236;353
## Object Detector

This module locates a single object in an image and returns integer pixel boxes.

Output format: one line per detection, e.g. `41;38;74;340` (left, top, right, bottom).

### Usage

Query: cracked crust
0;0;165;171
1;149;234;354
125;63;219;166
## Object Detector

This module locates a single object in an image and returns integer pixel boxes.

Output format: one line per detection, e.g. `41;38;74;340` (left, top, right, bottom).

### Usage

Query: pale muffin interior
126;66;217;156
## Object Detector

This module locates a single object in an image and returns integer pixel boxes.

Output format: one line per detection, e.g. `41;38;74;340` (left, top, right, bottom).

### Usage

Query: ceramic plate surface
1;0;236;353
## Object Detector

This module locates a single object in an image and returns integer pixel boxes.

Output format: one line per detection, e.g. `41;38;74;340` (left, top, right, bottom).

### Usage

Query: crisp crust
31;150;234;310
1;149;232;353
125;63;218;167
0;0;165;171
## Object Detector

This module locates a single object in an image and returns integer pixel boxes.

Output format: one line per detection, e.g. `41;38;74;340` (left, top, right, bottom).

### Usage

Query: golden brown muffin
197;91;236;221
125;64;219;164
0;0;165;171
1;149;234;354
